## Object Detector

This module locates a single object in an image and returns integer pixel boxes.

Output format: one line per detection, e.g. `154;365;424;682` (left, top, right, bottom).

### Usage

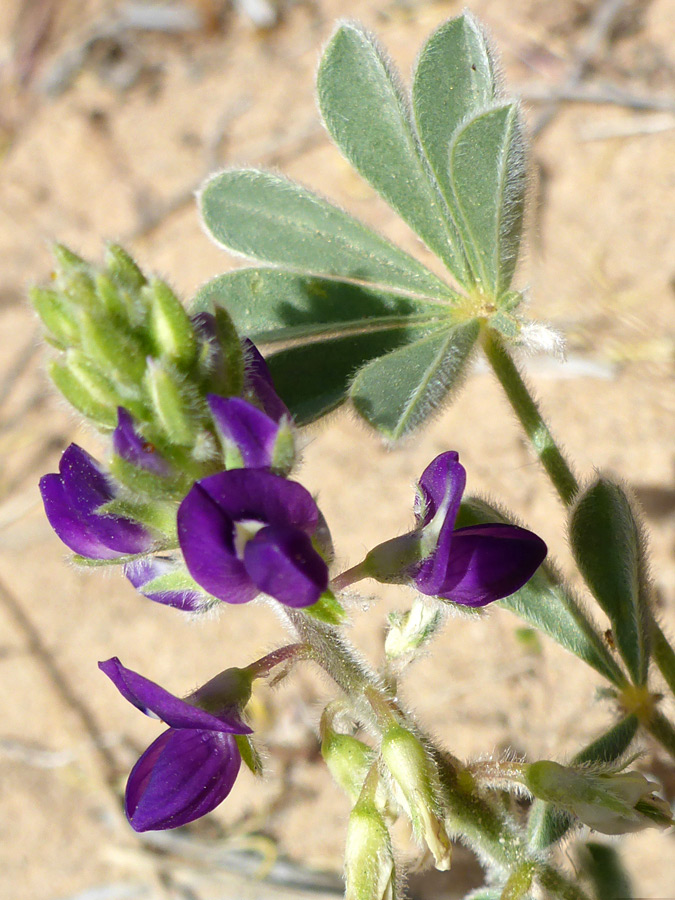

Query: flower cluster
36;247;550;836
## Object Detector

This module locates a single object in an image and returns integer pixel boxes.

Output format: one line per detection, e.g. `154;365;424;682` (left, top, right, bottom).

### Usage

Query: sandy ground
0;1;674;898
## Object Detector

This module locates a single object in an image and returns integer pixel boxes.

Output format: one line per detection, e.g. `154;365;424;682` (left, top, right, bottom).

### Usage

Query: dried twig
518;82;675;114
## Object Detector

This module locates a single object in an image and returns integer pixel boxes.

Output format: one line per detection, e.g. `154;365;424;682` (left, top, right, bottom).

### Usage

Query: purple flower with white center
112;408;171;475
39;444;154;560
124;556;215;612
100;657;252;831
177;468;328;608
364;452;547;607
208;394;293;471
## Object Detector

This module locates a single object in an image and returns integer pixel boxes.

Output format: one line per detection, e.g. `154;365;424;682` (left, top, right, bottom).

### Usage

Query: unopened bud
524;760;673;835
385;598;442;660
345;792;397;900
146;279;197;369
213;306;245;396
380;725;452;870
105;243;147;291
321;709;376;804
78;311;146;385
49;355;118;428
30;287;80;347
144;359;194;446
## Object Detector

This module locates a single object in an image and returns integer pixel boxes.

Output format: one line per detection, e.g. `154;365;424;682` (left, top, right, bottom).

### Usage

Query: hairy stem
481;327;579;506
283;608;586;893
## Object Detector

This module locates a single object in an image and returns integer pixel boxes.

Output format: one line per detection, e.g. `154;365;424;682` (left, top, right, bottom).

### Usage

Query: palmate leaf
199;170;453;300
317;22;471;286
192;268;451;343
448;104;526;298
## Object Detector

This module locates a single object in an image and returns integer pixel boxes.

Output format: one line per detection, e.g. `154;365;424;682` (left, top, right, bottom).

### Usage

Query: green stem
284;609;586;893
481;327;579;506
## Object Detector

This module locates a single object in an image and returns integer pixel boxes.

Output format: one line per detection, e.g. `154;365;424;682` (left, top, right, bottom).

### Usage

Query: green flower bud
144;359;194;446
29;286;80;347
105;243;147;291
213;306;244;396
380;725;452;870
146;279;197;369
524;760;673;835
78;310;147;386
345;792;397;900
95;272;129;321
49;355;118;428
321;708;376;804
385;598;443;660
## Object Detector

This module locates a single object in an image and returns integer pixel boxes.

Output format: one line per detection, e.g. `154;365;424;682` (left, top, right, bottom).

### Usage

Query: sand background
0;1;673;898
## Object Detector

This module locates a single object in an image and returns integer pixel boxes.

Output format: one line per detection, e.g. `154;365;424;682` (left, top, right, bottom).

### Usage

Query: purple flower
112;408;171;475
99;657;252;832
177;468;328;608
365;452;546;607
39;444;154;559
208;394;292;471
413;452;546;606
124;556;215;612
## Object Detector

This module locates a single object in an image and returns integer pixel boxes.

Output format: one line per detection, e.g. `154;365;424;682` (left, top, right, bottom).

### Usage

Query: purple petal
243;524;328;607
414;451;464;528
39;445;153;559
412;452;466;589
208;395;279;468
416;523;547;607
124;557;210;612
177;483;258;603
126;728;241;831
243;339;289;421
99;658;251;733
59;444;114;514
113;408;170;475
196;469;319;535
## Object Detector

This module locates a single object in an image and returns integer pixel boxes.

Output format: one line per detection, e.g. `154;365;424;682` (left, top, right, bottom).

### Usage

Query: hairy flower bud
345;791;397;900
524;760;673;835
380;725;452;870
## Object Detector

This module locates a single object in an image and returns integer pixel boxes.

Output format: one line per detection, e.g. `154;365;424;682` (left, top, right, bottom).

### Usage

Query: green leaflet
569;477;651;685
199;169;453;299
528;715;639;850
265;325;436;425
455;497;627;687
448;104;526;298
192;268;450;343
350;320;479;439
413;13;496;239
317;23;470;286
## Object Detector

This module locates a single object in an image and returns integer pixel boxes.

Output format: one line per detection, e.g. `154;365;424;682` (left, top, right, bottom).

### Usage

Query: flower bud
380;725;452;870
146;279;197;369
49;355;119;428
385;598;443;660
30;286;80;347
345;793;397;900
78;310;147;386
105;243;147;291
145;359;194;446
524;760;673;835
321;708;376;804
